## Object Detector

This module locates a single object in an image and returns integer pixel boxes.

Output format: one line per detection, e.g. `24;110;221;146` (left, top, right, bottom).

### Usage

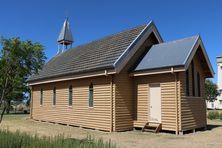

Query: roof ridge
28;23;147;82
47;24;146;64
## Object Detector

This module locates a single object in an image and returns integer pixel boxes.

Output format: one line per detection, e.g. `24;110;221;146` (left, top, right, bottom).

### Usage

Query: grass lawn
0;129;114;148
1;114;222;148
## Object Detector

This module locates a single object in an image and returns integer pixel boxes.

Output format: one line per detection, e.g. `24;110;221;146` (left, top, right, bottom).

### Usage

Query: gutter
131;67;185;77
28;69;116;86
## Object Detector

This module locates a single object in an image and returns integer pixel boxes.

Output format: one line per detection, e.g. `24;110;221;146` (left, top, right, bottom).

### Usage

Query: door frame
149;83;162;123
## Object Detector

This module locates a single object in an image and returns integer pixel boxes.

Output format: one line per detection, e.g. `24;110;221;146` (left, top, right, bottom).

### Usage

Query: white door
149;84;161;123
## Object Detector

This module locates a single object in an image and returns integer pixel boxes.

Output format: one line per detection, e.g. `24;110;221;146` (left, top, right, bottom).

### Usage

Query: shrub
0;129;115;148
219;112;222;120
208;111;219;120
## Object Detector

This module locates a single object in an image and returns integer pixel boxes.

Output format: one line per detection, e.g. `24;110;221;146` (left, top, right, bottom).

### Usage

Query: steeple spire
57;18;73;54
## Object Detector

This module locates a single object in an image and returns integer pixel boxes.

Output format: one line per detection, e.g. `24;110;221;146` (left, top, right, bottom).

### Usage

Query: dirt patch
1;115;222;148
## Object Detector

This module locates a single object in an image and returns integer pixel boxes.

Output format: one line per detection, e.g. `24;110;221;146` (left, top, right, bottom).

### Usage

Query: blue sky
0;0;221;82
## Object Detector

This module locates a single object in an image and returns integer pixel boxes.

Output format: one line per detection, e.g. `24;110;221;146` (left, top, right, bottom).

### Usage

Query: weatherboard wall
30;32;208;133
133;73;181;132
133;47;208;132
179;51;207;131
112;32;159;131
113;70;134;131
31;76;112;131
31;31;160;132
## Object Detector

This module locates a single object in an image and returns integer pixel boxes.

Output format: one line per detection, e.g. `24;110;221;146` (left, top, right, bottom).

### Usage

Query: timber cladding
179;52;207;131
32;76;112;131
28;20;214;134
110;32;158;132
112;32;159;132
133;49;207;132
113;71;134;131
31;43;208;133
31;33;159;132
133;73;179;131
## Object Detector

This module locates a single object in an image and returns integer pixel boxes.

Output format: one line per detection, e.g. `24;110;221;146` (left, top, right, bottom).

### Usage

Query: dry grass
1;114;222;148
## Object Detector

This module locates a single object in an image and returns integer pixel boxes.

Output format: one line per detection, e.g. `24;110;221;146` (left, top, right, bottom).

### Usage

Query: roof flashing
113;20;163;73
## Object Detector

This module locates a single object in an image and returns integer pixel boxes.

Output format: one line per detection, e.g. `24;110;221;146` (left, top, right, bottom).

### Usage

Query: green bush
219;112;222;120
0;129;115;148
208;111;219;120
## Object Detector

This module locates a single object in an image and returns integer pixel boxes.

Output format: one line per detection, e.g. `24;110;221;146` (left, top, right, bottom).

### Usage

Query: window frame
53;87;56;105
68;85;73;106
89;83;94;107
40;88;43;105
220;100;222;106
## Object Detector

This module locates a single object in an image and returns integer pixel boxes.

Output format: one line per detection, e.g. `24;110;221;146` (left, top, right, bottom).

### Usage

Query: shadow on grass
7;112;30;115
207;124;222;131
0;111;30;115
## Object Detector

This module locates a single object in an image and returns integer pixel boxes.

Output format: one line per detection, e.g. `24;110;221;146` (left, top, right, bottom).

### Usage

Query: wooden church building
28;19;214;135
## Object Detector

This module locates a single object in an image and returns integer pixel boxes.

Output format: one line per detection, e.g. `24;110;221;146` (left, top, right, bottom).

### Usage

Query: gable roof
134;36;199;71
133;35;214;77
28;21;163;84
28;23;155;83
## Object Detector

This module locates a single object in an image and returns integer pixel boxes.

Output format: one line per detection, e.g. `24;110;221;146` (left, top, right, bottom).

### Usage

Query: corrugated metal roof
28;25;146;82
134;35;199;71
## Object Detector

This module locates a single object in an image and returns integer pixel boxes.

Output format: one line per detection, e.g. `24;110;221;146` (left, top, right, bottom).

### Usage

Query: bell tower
57;18;73;54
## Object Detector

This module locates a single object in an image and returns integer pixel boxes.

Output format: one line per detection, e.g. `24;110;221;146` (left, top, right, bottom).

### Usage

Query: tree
0;37;46;123
205;79;219;102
